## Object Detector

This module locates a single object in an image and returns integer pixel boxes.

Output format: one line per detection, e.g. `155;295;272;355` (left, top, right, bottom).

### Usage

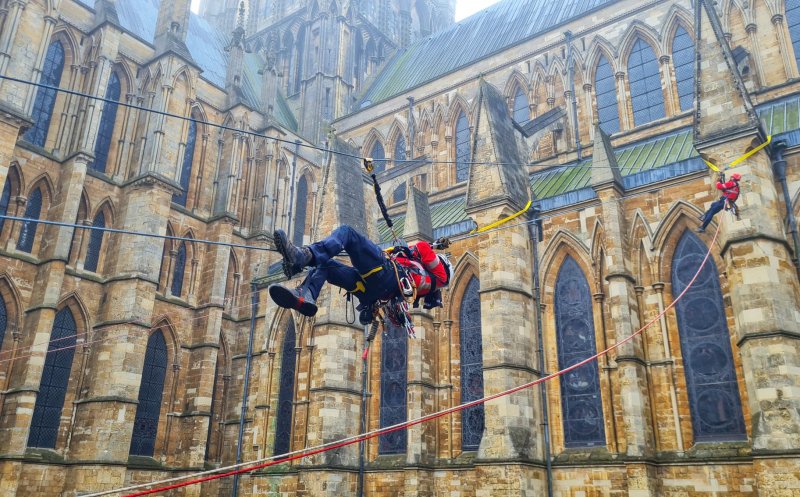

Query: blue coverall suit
300;225;398;304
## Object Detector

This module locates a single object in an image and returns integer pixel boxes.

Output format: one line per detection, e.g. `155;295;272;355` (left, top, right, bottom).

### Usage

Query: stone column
60;174;177;496
467;80;544;496
659;55;677;115
615;72;631;130
771;15;797;79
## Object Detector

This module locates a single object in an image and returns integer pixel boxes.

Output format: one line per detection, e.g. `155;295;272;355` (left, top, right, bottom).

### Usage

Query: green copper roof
377;196;471;243
530;128;698;199
359;0;616;107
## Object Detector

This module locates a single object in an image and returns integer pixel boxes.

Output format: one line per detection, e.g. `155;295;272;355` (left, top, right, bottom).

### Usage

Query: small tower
154;0;193;58
225;2;250;108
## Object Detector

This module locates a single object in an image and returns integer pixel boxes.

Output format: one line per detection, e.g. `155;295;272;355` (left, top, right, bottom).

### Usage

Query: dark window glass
173;117;197;206
28;308;77;448
91;72;121;173
0;178;11;236
460;276;484;450
371;140;386;173
394;135;406;164
171;242;187;297
0;295;6;354
672;231;746;442
556;256;605;448
379;324;408;454
393;182;406;203
24;41;65;147
274;319;297;456
628;38;665;127
513;85;529;124
672;26;695;112
595;55;620;134
17;188;42;253
83;211;105;273
129;330;168;456
455;112;471;183
292;176;308;246
788;2;800;72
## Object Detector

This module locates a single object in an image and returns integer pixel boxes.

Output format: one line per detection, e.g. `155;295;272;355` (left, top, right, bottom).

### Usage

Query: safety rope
84;221;723;497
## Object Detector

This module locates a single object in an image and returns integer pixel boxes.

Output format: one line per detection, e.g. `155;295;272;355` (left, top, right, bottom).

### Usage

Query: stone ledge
478;284;533;299
74;395;138;406
737;330;800;346
308;386;361;396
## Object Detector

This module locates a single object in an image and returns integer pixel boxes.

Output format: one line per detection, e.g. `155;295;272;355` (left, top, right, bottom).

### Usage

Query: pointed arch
0;165;21;238
23;39;66;147
90;70;122;173
589;219;606;264
619;22;664;65
664;8;696;114
173;106;202;207
454;105;471;183
0;275;21;354
129;327;169;457
651;200;707;262
378;321;408;454
540;229;593;287
510;76;530;124
224;250;240;314
504;69;530;100
447;93;472;131
171;239;189;298
625;34;666;126
458;275;484;451
16;176;53;254
594;51;620;134
585;36;619;83
273;315;297;456
292;173;311;245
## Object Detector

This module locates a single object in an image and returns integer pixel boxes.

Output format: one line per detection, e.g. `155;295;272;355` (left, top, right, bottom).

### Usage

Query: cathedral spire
225;2;250;108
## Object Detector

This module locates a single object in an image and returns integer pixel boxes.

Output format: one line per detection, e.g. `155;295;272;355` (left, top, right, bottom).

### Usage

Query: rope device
83;219;724;497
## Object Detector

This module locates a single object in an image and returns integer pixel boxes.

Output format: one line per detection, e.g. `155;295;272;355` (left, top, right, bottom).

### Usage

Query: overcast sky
190;1;502;21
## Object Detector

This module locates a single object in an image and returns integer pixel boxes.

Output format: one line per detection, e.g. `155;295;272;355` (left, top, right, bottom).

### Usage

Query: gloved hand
434;237;451;249
718;172;725;183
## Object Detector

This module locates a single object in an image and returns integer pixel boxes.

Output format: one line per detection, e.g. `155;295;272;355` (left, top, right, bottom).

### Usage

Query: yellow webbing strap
702;135;771;172
360;266;384;279
469;199;532;234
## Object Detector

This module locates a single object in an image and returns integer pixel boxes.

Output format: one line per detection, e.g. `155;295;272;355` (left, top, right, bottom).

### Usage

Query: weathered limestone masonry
294;139;367;496
466;80;544;496
694;0;800;495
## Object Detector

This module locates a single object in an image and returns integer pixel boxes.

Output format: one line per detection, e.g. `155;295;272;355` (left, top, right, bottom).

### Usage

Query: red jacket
393;241;447;296
716;179;740;201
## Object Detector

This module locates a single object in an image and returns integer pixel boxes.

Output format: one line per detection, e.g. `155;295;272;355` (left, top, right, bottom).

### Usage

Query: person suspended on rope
268;226;452;325
696;172;742;233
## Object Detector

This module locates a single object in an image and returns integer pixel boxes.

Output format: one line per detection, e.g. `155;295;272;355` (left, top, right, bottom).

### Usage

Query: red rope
120;222;722;497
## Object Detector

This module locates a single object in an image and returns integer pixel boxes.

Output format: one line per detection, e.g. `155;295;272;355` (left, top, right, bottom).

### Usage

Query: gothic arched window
672;26;695;112
28;308;77;448
0;294;7;354
173;116;197;207
595;55;620;133
83;211;106;273
24;41;65;147
274;319;297;456
371;140;386;173
513;85;529;123
671;232;746;442
394;134;406;165
460;276;484;451
628;38;665;127
455;112;471;183
379;324;408;454
129;330;168;456
393;181;406;204
171;242;187;297
17;187;43;253
0;178;11;236
292;176;308;246
555;256;605;448
787;2;800;71
91;72;121;173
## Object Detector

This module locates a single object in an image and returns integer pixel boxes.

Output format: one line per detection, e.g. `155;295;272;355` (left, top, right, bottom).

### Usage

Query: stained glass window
556;256;605;448
393;182;406;203
24;41;65;147
0;295;6;353
17;187;42;253
394;135;406;165
513;85;529;124
292;176;308;246
91;72;121;173
595;55;620;134
628;38;666;127
173;116;197;206
0;179;11;236
28;308;77;448
787;2;800;72
672;26;695;112
83;211;105;273
379;324;408;454
455;112;471;183
672;231;746;442
274;319;297;456
371;140;386;173
171;242;187;297
129;330;168;456
460;276;484;451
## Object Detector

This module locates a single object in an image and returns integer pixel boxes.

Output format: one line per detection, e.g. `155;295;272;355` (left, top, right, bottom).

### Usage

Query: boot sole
269;285;318;317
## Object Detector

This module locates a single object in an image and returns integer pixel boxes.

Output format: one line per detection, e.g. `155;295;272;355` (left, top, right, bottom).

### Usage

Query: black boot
273;229;312;278
268;284;318;317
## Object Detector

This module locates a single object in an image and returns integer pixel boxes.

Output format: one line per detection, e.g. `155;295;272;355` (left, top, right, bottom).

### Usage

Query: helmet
437;254;453;287
731;172;742;181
